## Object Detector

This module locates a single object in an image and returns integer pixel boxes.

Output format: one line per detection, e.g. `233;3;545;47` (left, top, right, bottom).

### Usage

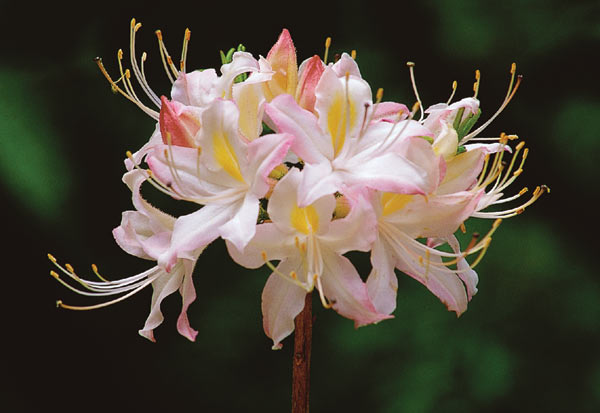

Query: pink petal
159;96;201;147
138;266;185;341
265;29;298;98
320;254;392;327
296;55;325;113
265;94;331;163
176;259;199;341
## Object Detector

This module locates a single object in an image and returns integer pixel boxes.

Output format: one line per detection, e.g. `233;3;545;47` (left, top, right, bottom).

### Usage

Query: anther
56;300;63;308
48;253;57;263
324;37;332;64
519;187;529;196
376;88;384;103
351;50;357;59
460;222;467;234
65;264;75;273
50;270;60;280
516;141;526;151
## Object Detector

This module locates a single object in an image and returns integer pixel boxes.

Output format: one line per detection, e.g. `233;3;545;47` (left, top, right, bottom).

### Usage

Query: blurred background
2;0;599;411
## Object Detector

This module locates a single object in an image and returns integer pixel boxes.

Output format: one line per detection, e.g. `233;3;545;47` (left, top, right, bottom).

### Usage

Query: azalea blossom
227;168;391;349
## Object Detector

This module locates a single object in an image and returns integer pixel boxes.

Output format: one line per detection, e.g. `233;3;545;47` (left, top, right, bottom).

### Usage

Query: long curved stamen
155;29;179;82
129;19;161;107
406;62;425;122
94;57;159;120
49;254;166;310
461;63;522;144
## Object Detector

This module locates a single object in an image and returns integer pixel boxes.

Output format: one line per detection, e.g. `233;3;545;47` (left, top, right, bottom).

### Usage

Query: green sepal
456;145;467;155
457;109;481;139
452;107;465;131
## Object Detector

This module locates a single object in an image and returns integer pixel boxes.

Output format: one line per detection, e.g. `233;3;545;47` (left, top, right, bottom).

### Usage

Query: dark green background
2;0;599;411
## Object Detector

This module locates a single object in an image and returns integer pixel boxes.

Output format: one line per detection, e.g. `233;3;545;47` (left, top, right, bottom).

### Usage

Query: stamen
155;29;177;83
91;264;110;282
446;80;458;105
261;251;310;290
324;37;332;65
314;274;333;309
351;49;357;60
461;63;523;144
180;28;191;73
406;62;424;121
473;69;481;98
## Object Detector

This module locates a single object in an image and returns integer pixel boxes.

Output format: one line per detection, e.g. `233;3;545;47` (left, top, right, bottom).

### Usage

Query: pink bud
295;55;325;112
159;96;201;147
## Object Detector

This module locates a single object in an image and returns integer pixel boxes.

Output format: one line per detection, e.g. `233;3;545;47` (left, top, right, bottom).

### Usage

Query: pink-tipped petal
176;259;199;341
320;254;392;328
159;96;201;147
138;266;185;341
296;55;325;113
265;29;298;98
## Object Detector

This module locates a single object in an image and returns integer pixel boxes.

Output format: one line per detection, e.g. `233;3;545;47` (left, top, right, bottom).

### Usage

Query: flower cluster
49;20;547;349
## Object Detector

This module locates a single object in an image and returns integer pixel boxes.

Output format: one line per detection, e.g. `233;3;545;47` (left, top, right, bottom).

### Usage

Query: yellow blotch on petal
290;205;320;234
213;131;245;183
381;193;413;216
327;92;356;157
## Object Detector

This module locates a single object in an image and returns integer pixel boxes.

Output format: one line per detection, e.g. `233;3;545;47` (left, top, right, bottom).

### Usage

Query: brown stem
291;292;313;413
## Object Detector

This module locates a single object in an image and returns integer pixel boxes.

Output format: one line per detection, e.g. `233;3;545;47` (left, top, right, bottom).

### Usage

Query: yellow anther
411;101;420;114
47;253;57;263
91;264;99;273
324;37;332;64
492;218;502;229
522;148;529;160
475;69;481;80
56;300;63;308
124;69;131;79
452;80;457;90
118;49;124;60
185;28;191;41
261;251;268;261
460;222;467;234
134;22;142;32
351;50;357;59
516;141;526;151
291;271;298;280
126;150;134;159
50;270;60;279
519;187;529;196
376;88;384;103
65;264;75;273
155;30;163;40
511;62;517;74
130;18;136;28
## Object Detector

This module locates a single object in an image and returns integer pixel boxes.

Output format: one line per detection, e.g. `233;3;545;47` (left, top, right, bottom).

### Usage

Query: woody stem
291;292;313;413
